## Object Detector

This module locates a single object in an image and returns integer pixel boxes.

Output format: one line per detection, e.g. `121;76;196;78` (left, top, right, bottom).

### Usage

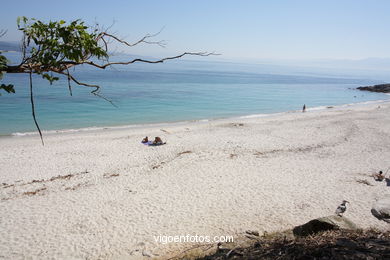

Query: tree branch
6;52;218;73
0;29;7;38
98;28;167;48
56;70;117;107
65;67;72;96
29;71;44;145
57;52;217;70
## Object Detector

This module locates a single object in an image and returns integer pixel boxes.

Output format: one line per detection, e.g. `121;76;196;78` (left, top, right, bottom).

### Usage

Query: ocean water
0;55;388;135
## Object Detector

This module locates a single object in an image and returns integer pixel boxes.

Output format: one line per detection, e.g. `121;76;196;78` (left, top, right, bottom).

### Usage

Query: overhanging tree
0;17;215;144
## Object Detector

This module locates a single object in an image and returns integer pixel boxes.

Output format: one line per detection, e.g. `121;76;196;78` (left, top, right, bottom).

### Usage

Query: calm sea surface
0;55;388;135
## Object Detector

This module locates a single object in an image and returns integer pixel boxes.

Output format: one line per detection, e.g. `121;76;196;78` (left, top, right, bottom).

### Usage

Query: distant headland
357;83;390;93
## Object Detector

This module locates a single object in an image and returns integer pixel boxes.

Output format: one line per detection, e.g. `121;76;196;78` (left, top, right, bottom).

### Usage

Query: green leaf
41;73;59;84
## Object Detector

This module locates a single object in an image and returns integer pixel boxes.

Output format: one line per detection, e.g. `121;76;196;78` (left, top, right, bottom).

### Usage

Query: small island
357;84;390;93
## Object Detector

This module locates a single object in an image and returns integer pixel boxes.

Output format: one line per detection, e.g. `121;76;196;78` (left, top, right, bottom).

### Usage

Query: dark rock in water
293;215;358;236
371;196;390;223
357;84;390;93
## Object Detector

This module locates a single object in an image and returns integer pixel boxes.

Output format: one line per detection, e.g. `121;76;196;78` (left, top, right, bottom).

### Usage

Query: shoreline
1;99;390;259
4;97;390;139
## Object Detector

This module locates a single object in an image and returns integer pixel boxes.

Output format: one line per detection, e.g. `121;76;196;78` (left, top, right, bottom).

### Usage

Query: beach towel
141;141;166;146
148;142;166;146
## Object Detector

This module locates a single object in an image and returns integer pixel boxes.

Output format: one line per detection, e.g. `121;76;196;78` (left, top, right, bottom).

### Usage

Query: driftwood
198;229;390;260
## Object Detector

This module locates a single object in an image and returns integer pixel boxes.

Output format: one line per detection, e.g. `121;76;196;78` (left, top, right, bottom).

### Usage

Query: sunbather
152;136;165;145
141;136;149;143
373;171;384;181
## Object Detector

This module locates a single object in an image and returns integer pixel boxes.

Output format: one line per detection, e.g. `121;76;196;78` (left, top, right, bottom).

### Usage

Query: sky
1;0;390;61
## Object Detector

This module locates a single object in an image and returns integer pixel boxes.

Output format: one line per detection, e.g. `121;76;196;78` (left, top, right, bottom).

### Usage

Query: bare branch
65;67;72;96
6;52;218;75
99;28;167;48
59;52;218;70
29;71;44;145
56;70;117;107
100;36;108;53
102;19;116;35
0;29;6;38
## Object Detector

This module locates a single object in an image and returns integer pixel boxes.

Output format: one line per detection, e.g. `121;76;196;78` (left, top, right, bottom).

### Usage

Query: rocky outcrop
293;215;359;236
372;196;390;223
357;84;390;93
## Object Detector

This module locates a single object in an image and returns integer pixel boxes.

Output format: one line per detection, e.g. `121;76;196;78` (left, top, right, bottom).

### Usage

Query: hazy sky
2;0;390;60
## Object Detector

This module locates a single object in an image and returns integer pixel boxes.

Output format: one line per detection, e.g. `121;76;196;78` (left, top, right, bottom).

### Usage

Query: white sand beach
1;101;390;259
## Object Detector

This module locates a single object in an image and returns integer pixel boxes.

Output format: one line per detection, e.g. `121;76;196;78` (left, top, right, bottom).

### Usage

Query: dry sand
1;101;390;259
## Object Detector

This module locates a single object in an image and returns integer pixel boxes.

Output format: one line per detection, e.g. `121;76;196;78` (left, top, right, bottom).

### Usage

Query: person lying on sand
141;136;166;146
152;136;166;145
373;171;385;181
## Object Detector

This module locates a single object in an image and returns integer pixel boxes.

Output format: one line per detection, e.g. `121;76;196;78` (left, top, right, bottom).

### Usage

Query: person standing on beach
302;104;306;113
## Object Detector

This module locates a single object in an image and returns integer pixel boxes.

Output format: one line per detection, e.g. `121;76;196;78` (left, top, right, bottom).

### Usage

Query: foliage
17;17;108;84
0;57;14;95
0;31;15;95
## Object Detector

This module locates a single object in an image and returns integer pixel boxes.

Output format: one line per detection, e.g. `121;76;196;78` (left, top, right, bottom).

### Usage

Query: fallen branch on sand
356;179;373;186
23;187;47;196
2;170;89;188
103;173;120;178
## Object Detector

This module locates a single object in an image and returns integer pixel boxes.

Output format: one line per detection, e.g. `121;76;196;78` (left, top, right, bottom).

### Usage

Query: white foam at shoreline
10;121;193;137
10;98;390;137
240;99;389;118
11;124;142;137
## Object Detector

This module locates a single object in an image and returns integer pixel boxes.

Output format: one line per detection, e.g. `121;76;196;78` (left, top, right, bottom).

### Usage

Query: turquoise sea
0;54;389;135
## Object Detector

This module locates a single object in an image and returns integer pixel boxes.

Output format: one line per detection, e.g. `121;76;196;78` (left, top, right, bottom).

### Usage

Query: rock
371;196;390;223
142;250;152;257
293;215;359;236
357;84;390;93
